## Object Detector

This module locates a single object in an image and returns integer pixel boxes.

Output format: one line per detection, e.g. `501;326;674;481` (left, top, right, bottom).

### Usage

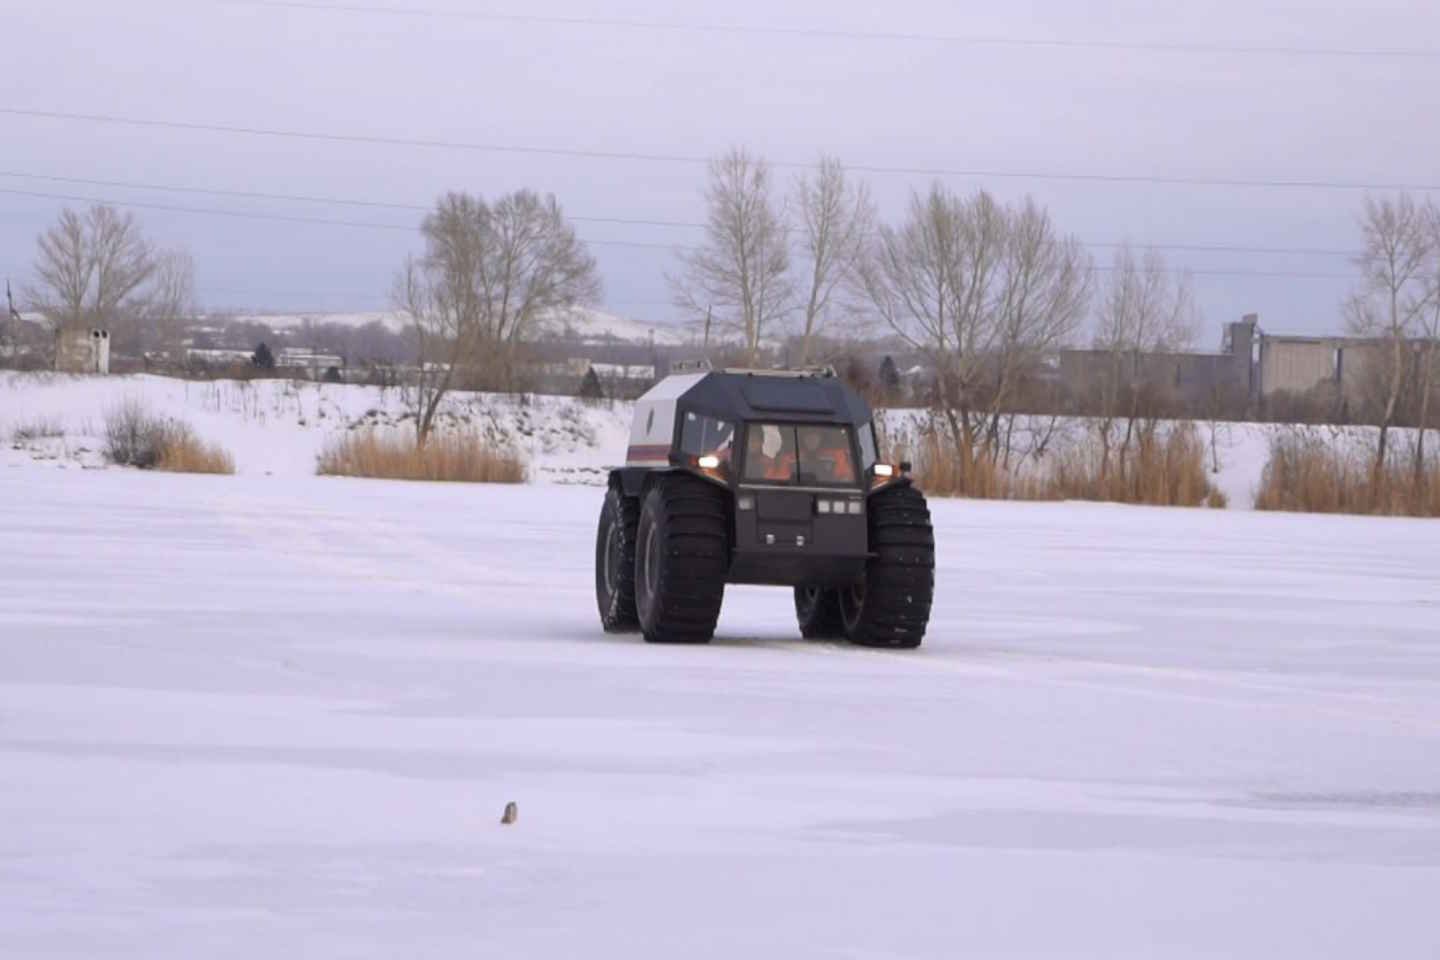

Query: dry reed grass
1253;432;1440;517
899;420;1221;507
154;428;235;475
317;430;526;484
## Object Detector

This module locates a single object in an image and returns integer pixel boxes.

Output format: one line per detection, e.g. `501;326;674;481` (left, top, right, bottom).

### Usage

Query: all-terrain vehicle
595;364;935;648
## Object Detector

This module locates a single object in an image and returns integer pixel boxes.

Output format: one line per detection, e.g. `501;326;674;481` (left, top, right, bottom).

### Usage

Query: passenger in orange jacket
801;430;854;483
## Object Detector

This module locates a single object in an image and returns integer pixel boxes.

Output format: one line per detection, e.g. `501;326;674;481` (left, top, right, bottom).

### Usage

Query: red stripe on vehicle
627;445;671;462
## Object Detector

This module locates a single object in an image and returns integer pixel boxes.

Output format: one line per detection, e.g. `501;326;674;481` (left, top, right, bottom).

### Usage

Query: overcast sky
3;0;1437;340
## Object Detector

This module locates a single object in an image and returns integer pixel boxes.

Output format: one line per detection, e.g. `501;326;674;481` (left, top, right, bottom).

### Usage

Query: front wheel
634;475;729;644
840;484;935;649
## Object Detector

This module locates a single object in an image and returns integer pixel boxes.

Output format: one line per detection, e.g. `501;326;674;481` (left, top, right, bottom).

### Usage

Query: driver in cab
746;429;795;482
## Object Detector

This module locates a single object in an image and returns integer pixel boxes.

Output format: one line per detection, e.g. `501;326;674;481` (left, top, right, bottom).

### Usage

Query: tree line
7;155;1438;482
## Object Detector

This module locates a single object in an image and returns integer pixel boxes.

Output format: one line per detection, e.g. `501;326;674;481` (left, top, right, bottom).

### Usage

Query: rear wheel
635;475;729;644
840;484;935;649
595;482;640;632
794;586;844;639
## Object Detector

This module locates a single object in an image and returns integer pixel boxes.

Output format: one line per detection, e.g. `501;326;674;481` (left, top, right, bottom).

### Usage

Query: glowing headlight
874;464;895;478
697;455;721;470
738;495;755;511
848;501;863;515
816;500;832;514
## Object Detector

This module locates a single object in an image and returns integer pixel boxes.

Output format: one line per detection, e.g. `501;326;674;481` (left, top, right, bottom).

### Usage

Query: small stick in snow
500;801;518;825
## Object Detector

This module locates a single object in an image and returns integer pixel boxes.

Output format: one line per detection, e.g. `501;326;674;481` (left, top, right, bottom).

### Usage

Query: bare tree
1416;200;1440;490
87;206;155;331
1092;245;1198;481
141;249;198;364
28;204;157;359
859;184;1089;492
671;147;791;365
397;190;600;444
1344;194;1433;481
29;208;92;331
791;155;874;365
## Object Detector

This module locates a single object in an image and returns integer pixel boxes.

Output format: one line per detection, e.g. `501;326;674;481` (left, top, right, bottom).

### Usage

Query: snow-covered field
5;372;1285;503
2;467;1437;958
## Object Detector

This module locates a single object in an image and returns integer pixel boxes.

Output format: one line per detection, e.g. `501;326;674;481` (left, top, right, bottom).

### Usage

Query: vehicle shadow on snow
585;628;916;657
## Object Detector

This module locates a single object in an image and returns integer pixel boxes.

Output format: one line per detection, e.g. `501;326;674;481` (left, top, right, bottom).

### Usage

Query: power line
219;1;1440;61
1;187;1364;281
0;188;682;250
5;107;1436;193
0;170;700;229
0;170;1362;258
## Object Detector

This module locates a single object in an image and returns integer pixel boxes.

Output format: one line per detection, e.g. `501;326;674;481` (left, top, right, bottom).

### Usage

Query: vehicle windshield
742;424;858;486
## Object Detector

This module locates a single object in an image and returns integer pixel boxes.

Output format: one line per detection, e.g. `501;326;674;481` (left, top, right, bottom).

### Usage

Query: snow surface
2;469;1438;958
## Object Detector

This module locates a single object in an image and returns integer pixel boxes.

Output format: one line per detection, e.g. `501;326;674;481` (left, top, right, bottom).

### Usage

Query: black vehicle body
597;365;934;648
608;367;897;590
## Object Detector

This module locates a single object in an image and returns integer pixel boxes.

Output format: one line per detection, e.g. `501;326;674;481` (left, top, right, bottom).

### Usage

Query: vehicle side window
681;412;735;463
858;423;878;470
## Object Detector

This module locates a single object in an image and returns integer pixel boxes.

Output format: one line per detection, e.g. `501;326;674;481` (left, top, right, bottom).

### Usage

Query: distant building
276;347;345;379
55;328;111;374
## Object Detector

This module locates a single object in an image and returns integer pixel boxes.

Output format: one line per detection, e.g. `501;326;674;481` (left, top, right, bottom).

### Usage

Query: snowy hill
224;306;693;346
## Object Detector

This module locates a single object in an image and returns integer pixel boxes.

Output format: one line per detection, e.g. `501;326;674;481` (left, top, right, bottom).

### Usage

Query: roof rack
722;366;837;379
669;358;714;374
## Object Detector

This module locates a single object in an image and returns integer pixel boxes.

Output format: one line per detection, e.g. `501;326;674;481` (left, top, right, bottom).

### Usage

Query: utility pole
3;280;19;358
702;304;712;351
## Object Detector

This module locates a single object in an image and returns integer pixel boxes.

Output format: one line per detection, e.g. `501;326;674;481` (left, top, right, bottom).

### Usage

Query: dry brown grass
1253;432;1440;517
317;430;526;484
155;427;235;475
900;420;1222;507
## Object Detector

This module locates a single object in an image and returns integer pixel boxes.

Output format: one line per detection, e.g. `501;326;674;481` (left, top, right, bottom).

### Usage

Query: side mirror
900;461;913;475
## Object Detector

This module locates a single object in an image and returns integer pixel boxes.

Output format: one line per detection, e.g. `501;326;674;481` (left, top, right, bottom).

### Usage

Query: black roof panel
677;371;871;426
743;379;835;414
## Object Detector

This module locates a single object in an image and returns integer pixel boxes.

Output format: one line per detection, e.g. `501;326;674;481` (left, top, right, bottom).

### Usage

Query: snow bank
1;372;631;485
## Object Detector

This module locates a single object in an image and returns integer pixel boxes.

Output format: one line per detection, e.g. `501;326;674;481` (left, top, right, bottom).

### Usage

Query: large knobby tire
794;586;844;639
595;483;640;633
635;475;729;644
840;484;935;649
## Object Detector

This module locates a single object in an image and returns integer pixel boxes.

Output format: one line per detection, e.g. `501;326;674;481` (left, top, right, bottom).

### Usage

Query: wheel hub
602;523;621;594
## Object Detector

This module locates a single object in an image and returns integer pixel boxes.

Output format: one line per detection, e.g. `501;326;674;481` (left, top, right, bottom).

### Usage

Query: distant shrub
317;430;526;484
10;416;65;444
104;399;172;468
103;400;234;475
